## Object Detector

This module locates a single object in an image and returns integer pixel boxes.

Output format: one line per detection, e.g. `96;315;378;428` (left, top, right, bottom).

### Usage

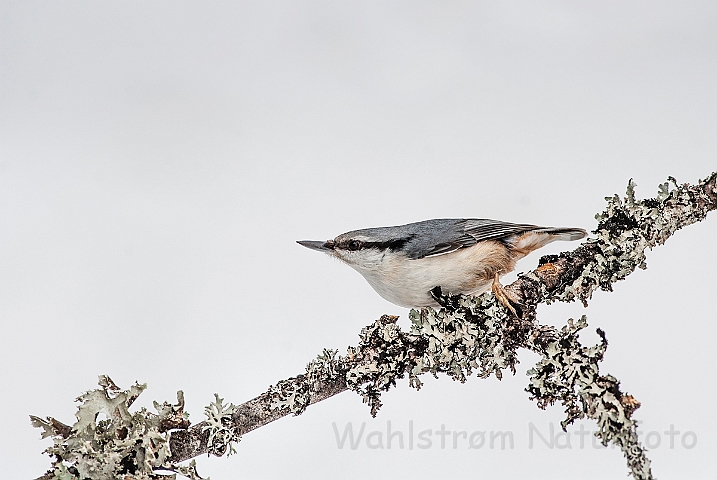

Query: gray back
337;218;543;259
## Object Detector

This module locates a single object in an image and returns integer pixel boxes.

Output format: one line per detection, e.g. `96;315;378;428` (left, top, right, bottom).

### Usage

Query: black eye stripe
341;238;409;252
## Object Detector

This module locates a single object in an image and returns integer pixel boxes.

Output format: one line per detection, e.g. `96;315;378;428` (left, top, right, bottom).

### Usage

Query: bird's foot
491;273;520;316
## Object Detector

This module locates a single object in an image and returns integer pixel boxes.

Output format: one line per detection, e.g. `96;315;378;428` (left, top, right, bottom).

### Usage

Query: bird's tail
507;227;587;256
537;227;588;242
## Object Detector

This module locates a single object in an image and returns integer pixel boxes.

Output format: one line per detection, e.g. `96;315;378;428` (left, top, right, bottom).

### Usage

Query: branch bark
33;173;717;480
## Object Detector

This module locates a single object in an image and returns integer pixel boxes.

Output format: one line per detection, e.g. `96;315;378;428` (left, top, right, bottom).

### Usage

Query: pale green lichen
203;395;240;457
552;175;715;306
340;294;529;417
266;349;343;416
526;317;650;480
266;378;312;416
344;315;414;416
305;349;340;383
408;294;518;384
341;294;526;416
31;375;203;480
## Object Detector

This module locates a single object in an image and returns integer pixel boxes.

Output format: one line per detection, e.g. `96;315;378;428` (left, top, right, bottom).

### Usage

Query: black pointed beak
297;240;335;252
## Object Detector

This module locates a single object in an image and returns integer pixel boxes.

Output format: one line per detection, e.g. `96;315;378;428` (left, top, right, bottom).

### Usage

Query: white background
1;2;715;479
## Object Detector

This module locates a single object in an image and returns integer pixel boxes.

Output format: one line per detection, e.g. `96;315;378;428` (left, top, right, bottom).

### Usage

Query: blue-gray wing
404;218;542;259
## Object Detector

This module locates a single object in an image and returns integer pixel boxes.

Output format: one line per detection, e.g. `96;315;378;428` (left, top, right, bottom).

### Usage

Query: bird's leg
491;272;520;316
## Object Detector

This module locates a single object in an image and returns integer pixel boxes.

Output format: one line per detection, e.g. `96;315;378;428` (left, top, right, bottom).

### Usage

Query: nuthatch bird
298;219;586;313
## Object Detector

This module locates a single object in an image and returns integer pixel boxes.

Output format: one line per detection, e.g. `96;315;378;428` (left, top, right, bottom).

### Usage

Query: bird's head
297;227;410;271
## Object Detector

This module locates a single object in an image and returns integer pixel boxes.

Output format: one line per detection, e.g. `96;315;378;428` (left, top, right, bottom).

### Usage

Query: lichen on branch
32;173;717;480
31;375;192;480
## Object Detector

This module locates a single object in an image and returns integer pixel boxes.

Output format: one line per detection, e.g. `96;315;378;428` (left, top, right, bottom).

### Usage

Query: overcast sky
1;2;716;479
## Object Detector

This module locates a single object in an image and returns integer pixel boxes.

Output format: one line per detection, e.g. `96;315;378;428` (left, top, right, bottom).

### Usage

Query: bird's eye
348;240;363;251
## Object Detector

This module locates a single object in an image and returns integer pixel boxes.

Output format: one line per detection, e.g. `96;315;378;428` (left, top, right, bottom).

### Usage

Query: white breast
349;241;513;307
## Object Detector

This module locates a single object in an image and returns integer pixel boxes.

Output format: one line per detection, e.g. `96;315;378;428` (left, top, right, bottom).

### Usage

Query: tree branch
32;173;717;480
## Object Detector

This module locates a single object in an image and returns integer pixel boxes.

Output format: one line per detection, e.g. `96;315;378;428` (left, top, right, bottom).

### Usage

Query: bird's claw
491;273;520;316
